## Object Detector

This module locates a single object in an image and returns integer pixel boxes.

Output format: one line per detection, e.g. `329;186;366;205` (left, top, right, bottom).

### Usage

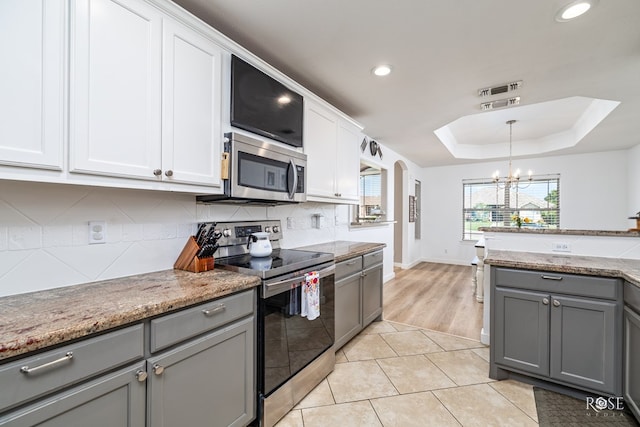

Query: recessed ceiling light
555;0;597;22
372;65;392;77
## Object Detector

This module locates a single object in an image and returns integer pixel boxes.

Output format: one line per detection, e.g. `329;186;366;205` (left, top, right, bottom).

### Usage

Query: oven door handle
263;264;335;298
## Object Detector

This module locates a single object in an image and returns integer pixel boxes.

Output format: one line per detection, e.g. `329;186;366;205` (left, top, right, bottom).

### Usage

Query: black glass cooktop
215;248;334;279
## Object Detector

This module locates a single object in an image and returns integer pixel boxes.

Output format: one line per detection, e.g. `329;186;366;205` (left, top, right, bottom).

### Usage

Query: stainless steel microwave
197;133;306;204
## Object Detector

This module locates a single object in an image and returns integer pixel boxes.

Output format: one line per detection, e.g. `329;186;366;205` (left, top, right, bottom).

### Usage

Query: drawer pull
553;300;561;307
20;351;73;374
345;261;357;266
541;275;563;281
202;304;226;316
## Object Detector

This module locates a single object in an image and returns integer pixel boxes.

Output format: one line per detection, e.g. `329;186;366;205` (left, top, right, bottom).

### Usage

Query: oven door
258;263;335;397
230;134;306;203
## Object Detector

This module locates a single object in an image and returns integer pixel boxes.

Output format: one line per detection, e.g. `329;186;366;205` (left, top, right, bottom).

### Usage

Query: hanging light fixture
492;120;533;188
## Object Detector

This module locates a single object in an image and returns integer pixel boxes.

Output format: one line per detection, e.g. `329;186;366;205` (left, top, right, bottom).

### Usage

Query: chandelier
492;120;532;189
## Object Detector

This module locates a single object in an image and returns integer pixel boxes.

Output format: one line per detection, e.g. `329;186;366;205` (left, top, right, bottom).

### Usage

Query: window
462;175;560;240
353;162;387;224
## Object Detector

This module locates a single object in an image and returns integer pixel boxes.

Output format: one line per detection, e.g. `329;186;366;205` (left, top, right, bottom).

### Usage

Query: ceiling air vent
478;80;522;97
480;96;520;111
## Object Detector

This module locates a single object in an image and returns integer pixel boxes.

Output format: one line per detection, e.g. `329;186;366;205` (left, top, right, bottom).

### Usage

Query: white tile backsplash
0;182;200;297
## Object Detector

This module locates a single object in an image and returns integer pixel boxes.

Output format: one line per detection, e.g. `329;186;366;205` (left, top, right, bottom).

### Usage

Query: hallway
383;263;483;340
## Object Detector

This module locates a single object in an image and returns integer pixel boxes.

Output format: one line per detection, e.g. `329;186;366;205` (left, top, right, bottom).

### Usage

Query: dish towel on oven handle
301;271;320;320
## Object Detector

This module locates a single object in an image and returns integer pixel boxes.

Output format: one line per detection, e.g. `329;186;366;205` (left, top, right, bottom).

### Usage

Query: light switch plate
88;221;107;244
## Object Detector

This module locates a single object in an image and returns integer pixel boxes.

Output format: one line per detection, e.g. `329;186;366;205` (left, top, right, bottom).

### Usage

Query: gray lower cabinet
0;289;256;427
147;315;255;427
0;363;146;427
491;267;622;396
334;250;383;350
624;282;640;421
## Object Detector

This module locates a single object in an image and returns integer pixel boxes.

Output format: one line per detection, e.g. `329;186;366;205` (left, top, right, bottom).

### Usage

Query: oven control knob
222;228;232;237
264;226;271;233
272;225;280;233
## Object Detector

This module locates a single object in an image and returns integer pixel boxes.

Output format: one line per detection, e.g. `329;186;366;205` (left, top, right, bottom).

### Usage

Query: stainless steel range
212;220;335;427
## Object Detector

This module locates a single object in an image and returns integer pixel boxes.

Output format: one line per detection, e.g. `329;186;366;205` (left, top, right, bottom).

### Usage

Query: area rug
534;387;638;426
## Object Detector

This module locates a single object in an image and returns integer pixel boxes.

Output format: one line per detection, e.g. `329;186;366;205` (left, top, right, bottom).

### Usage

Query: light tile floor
275;320;538;427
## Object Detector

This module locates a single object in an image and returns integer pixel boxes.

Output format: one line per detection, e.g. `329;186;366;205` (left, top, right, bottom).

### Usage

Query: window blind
462;174;560;240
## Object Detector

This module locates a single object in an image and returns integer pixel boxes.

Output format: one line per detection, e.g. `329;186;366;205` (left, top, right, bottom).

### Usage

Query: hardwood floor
382;262;484;340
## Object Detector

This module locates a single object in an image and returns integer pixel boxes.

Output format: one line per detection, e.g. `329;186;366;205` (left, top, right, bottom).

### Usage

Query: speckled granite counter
478;227;640;237
0;269;261;361
296;241;386;262
485;250;640;288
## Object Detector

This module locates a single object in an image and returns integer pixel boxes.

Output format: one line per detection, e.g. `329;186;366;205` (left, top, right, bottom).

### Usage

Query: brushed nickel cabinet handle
164;170;173;177
136;370;148;382
542;298;549;305
553;300;561;307
153;364;164;375
21;352;73;374
541;275;563;281
153;169;162;176
202;304;226;316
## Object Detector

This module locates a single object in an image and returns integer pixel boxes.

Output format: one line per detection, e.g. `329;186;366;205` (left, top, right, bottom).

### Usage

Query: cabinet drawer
150;290;254;352
363;250;383;269
336;257;362;281
494;267;620;300
0;324;143;412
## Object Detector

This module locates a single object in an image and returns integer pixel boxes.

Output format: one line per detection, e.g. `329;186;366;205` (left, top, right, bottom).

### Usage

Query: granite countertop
484;250;640;287
0;269;261;361
479;227;640;237
296;241;386;263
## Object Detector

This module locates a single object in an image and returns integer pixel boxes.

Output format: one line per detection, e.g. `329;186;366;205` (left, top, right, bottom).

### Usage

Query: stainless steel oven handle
288;159;298;200
264;264;335;298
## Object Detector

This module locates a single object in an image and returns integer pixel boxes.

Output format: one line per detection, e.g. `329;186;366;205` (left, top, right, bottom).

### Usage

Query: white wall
421;149;630;265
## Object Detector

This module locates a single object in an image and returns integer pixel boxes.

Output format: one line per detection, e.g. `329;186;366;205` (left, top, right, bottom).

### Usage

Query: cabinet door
0;0;64;170
335;121;360;203
334;273;362;350
304;101;338;199
70;0;162;179
624;306;640;420
362;263;383;327
550;295;620;394
494;287;550;376
147;316;255;427
0;363;146;427
162;20;222;187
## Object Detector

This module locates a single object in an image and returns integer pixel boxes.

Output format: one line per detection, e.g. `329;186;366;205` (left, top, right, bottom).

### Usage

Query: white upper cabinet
305;100;360;203
69;0;163;180
0;0;65;170
69;0;223;189
161;19;222;187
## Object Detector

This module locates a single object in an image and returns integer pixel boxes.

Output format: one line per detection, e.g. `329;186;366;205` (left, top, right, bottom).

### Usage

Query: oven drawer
363;250;383;269
150;290;254;352
0;324;143;412
336;257;362;280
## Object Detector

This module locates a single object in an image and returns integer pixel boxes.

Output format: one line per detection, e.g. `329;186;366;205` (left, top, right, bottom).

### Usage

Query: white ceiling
173;0;640;167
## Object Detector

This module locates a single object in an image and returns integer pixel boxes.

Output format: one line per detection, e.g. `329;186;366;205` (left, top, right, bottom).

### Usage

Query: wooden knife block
174;236;215;273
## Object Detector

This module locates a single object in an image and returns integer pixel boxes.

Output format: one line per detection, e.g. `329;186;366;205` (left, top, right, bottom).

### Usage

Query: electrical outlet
89;221;107;244
286;217;295;229
552;241;571;252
